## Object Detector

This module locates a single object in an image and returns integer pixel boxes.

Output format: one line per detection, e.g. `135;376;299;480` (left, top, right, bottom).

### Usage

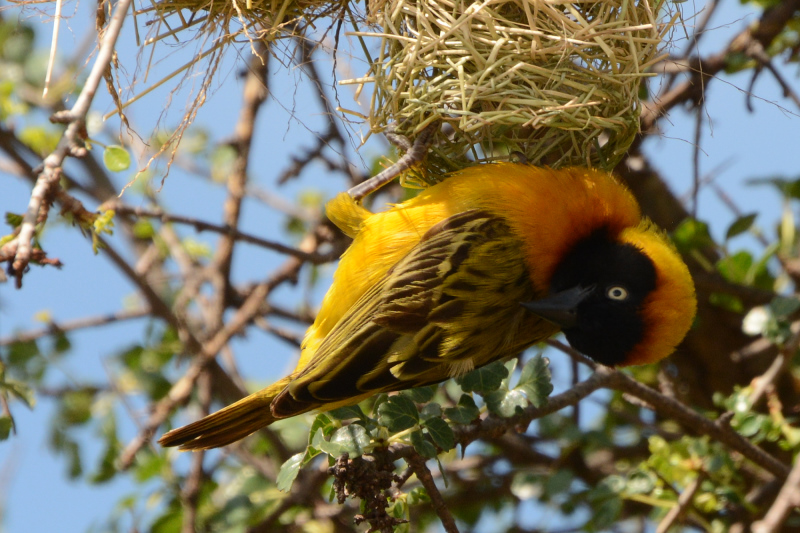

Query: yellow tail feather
159;379;292;450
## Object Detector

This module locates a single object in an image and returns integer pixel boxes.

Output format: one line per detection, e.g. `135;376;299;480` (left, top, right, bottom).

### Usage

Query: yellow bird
159;163;696;450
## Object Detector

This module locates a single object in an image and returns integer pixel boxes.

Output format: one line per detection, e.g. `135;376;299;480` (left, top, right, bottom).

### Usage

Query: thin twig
606;371;790;480
246;186;321;222
745;40;800;111
639;0;800;140
210;44;269;328
248;465;331;533
0;307;150;346
656;473;705;533
546;340;790;479
180;371;210;533
747;325;800;407
9;0;133;287
276;36;353;186
111;204;334;263
691;104;704;219
98;235;199;352
117;231;320;469
679;0;720;60
253;317;303;348
406;453;460;533
751;456;800;532
748;354;788;408
452;368;614;448
0;395;15;437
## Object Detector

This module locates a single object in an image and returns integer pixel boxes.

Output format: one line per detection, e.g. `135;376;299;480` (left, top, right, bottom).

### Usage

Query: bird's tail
158;377;293;450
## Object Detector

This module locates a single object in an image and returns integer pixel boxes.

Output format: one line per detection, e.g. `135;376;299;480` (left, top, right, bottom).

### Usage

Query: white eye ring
606;286;629;301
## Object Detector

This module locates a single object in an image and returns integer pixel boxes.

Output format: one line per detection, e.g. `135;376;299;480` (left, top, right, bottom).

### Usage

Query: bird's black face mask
523;229;657;366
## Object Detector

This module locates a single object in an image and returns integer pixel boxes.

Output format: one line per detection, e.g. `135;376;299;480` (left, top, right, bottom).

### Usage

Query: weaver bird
159;163;696;450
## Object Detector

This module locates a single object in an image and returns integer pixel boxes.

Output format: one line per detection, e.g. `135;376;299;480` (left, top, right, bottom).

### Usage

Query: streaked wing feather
272;209;556;417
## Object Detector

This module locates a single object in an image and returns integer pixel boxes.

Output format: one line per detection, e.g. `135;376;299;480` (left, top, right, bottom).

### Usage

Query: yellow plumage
159;164;696;450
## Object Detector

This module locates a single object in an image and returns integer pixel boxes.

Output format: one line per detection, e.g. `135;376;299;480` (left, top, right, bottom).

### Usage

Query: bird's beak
521;286;593;329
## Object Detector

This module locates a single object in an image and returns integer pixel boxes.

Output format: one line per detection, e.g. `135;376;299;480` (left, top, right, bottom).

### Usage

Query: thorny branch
5;0;133;288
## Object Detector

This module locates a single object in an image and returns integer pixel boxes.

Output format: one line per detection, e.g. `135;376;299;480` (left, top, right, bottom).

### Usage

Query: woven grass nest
138;0;346;45
344;0;675;176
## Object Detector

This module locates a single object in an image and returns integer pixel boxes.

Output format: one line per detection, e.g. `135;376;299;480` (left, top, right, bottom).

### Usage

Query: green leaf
210;145;237;182
309;413;336;445
93;210;115;238
444;395;480;424
378;395;419;432
422;417;455;451
716;251;753;284
4;212;23;228
150;505;183;533
53;331;71;354
419;403;442;420
408;486;430;505
2;25;35;63
590;495;623;529
456;361;509;393
50;428;83;479
709;293;744;313
484;389;528;417
402;385;436;403
4;379;36;408
717;247;775;290
102;145;131;172
543;469;573;499
672;218;715;253
769;296;800;318
725;213;757;240
7;340;39;367
747;175;800;200
501;359;518;388
410;430;437;458
181;238;211;260
516;355;553;407
133;451;168;483
179;128;209;155
328;424;370;457
318;424;371;458
132;220;155;239
723;51;756;74
0;416;12;440
60;389;94;426
277;452;304;492
90;431;120;484
735;413;765;437
625;470;657;494
327;405;366;421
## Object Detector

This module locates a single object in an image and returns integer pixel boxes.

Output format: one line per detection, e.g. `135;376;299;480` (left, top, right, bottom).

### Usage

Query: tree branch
0;307;150;346
117;230;321;468
8;0;133;287
406;453;460;533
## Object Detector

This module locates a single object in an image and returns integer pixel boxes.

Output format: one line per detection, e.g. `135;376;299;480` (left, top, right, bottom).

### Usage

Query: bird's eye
606;286;629;301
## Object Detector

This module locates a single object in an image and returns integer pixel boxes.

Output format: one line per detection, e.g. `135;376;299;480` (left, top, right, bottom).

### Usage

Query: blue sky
1;0;798;530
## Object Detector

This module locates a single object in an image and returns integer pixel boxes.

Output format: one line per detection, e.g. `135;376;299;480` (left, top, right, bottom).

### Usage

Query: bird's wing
271;209;553;418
